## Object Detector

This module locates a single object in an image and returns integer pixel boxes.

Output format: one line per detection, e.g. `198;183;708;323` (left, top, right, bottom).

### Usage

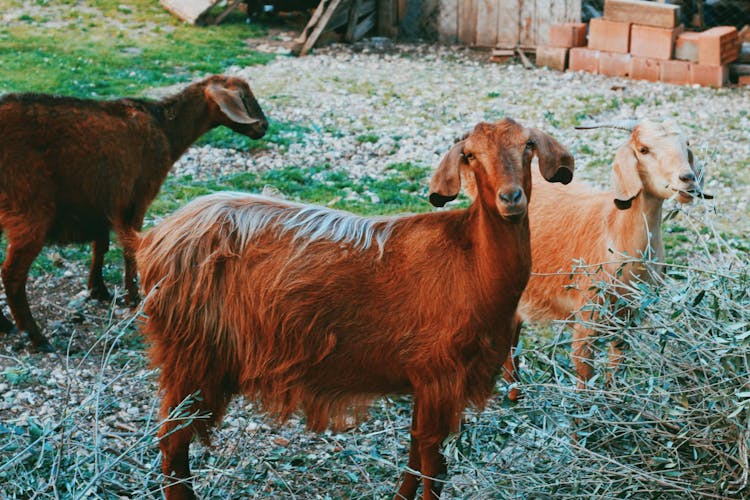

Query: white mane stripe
197;192;397;253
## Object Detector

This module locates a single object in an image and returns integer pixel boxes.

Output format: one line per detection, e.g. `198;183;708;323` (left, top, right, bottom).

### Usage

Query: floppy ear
206;85;261;125
612;144;642;209
429;141;465;207
529;129;574;184
688;148;714;199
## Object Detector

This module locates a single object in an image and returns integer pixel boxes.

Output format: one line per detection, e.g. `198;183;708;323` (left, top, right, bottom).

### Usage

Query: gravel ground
168;42;749;233
2;41;749;498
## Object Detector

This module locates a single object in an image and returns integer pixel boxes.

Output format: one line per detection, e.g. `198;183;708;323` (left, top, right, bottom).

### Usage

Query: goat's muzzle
497;187;528;223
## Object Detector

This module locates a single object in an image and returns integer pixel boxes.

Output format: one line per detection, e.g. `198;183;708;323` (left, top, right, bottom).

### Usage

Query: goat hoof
35;341;55;353
87;288;113;302
506;388;522;402
0;323;19;335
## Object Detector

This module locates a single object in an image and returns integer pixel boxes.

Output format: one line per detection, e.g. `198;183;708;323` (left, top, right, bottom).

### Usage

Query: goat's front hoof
0;319;18;334
126;293;141;309
34;340;55;353
87;287;113;303
28;334;55;353
506;387;522;402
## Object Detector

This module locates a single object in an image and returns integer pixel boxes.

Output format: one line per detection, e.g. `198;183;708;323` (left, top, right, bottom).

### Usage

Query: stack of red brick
536;0;741;88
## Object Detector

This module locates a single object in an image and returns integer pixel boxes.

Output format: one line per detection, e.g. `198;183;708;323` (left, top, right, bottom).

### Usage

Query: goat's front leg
572;322;595;389
2;235;52;351
606;339;625;387
88;232;112;301
407;391;461;499
114;221;140;306
503;316;523;401
395;401;422;500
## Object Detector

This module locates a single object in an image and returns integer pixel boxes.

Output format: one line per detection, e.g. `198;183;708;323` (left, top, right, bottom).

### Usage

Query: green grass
148;162;434;221
0;0;273;98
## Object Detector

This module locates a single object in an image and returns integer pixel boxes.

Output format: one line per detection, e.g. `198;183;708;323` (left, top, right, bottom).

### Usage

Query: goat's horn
575;119;640;132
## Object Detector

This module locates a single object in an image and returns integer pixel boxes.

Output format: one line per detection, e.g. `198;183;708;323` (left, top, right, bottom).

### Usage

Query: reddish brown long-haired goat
137;118;574;500
0;75;267;351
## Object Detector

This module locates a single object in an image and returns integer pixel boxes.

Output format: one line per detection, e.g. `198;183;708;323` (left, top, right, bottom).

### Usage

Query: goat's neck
159;89;213;162
612;192;665;270
469;201;531;309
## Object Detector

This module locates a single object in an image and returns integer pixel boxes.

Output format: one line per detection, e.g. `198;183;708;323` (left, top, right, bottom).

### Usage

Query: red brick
630;56;661;81
568;47;601;73
630;24;683;60
549;23;588;48
599;51;632;77
536;45;569;71
739;75;750;86
698;26;740;65
691;64;728;87
588;18;631;53
660;59;692;85
675;31;701;62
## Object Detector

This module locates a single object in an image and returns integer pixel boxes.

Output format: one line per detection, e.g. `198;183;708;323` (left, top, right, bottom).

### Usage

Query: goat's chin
500;210;527;224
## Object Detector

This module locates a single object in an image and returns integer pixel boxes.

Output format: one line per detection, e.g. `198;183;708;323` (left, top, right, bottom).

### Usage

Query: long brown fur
137;118;574;500
0;75;267;351
505;119;708;392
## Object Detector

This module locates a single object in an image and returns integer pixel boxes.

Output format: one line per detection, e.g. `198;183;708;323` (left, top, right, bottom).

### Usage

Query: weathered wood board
603;0;680;29
438;0;580;48
160;0;219;24
293;0;376;55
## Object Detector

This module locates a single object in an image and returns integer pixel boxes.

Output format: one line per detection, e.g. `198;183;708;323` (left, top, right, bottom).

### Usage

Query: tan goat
504;119;711;393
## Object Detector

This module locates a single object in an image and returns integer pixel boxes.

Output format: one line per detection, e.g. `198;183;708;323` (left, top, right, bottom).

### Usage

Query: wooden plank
476;0;499;47
496;0;519;48
328;0;351;30
438;0;458;43
603;0;680;29
353;11;376;40
359;0;376;14
566;0;582;22
211;0;243;25
398;0;407;23
519;0;535;47
345;0;362;42
160;0;218;24
377;0;398;37
536;0;578;46
295;0;344;56
458;0;478;45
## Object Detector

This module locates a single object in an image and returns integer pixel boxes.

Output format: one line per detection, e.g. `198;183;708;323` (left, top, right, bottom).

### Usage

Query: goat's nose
679;171;696;183
499;187;524;205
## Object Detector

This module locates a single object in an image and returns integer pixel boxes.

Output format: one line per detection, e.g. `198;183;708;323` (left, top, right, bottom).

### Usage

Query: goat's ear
687;147;714;200
529;129;574;184
612;145;642;210
206;85;261;125
429;141;465;207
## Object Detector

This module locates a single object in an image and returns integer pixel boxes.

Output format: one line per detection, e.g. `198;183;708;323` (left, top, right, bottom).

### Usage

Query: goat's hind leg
1;232;52;351
158;363;237;500
87;232;112;302
0;228;16;334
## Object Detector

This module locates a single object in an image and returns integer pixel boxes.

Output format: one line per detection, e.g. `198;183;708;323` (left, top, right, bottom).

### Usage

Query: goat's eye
639;146;650;155
463;152;475;162
525;140;535;150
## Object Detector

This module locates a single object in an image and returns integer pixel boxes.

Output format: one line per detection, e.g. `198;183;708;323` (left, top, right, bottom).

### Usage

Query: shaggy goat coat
137;118;574;499
0;75;267;350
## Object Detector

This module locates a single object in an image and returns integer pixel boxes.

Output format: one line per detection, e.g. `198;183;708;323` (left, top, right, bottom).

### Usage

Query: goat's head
610;119;711;209
429;118;574;223
204;75;269;139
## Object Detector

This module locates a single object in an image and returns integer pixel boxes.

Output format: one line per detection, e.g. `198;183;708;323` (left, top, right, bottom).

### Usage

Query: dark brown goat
0;75;267;351
137;118;574;499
